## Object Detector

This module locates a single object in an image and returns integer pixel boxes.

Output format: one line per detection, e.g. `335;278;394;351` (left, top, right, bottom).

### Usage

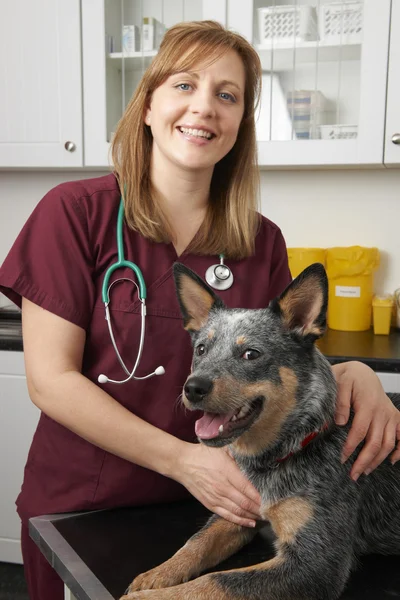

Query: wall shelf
107;51;157;71
257;41;362;71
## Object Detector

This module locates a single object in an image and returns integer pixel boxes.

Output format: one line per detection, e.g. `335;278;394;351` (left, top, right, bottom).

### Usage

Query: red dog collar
277;424;329;464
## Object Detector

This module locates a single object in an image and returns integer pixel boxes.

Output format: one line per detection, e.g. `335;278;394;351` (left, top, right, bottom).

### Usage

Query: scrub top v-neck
0;173;291;523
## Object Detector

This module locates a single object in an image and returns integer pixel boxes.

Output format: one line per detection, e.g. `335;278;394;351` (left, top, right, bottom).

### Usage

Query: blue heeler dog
121;262;400;600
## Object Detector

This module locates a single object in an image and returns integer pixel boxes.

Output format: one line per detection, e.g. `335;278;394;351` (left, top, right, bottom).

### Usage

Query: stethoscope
98;197;234;386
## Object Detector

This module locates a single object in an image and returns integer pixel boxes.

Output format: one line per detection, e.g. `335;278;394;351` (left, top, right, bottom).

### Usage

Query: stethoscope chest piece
205;256;234;291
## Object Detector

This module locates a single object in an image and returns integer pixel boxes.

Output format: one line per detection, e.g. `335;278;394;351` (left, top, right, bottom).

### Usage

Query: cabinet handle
64;141;76;152
392;133;400;145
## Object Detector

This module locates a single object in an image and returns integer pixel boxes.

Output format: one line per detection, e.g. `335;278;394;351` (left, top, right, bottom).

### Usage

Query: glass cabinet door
82;0;391;167
104;0;207;145
254;0;363;143
82;0;226;166
228;0;391;166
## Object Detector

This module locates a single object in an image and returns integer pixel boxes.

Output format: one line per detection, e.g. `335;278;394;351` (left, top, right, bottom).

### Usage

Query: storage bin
319;1;363;45
287;248;325;279
287;90;327;110
258;5;319;46
372;295;394;335
288;90;327;140
325;246;380;331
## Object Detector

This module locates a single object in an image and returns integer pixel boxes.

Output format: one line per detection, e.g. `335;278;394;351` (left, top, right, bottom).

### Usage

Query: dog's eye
242;349;260;360
196;344;206;356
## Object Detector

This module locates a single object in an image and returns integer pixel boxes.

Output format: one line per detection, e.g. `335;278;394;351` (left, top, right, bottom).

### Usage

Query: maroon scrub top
0;173;291;524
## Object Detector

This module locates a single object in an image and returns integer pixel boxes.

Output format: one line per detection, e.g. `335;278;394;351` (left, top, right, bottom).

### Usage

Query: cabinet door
0;353;40;564
229;0;391;167
384;0;400;166
0;0;83;168
82;0;227;167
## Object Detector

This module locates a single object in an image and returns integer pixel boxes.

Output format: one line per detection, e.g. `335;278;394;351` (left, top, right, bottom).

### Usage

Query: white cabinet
81;0;395;169
384;0;400;166
0;0;83;168
0;351;40;564
1;0;399;169
229;0;391;168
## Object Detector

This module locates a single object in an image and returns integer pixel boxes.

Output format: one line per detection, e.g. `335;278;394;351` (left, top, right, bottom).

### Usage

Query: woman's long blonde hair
111;20;262;260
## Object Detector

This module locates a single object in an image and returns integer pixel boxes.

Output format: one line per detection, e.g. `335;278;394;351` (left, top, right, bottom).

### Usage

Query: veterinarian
1;20;399;600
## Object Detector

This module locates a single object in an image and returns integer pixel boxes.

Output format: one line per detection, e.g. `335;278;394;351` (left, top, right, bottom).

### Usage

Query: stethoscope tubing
99;196;233;385
103;301;149;384
101;199;147;304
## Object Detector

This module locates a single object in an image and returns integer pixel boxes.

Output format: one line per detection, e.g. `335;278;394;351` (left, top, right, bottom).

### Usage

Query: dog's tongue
195;410;236;439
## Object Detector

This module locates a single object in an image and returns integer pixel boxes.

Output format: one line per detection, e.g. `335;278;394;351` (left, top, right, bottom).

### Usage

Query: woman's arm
22;298;261;526
332;361;400;480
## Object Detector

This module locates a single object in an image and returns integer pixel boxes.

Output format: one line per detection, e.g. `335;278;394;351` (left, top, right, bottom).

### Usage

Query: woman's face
145;49;246;176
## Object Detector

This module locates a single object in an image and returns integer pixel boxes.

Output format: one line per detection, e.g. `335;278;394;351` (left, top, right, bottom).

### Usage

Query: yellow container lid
326;246;380;279
372;294;394;307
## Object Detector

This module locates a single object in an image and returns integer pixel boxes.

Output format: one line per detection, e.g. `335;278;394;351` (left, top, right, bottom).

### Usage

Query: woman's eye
219;92;235;102
196;344;206;356
242;349;260;360
176;83;191;91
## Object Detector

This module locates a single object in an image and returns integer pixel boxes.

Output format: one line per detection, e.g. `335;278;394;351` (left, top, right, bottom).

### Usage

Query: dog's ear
173;263;225;332
270;263;328;342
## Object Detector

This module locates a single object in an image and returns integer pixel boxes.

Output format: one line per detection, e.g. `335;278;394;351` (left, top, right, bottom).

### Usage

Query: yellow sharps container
325;246;380;331
287;248;325;279
372;295;394;335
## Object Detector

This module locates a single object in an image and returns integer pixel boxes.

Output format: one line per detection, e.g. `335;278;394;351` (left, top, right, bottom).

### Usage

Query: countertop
2;327;400;372
317;327;400;372
29;499;400;600
0;337;23;351
0;310;22;351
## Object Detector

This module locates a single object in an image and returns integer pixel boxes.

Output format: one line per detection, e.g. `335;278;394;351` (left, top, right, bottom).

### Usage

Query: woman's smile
176;125;216;145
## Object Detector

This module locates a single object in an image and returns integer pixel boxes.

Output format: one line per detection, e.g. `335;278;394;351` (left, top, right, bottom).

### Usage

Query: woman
0;20;399;600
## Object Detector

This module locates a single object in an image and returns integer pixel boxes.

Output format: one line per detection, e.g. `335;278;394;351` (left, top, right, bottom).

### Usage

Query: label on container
335;285;361;298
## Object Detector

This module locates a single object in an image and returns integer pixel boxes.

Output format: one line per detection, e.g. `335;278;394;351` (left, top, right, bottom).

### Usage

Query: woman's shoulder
36;173;121;231
51;172;119;198
45;173;120;210
252;211;288;262
257;212;282;235
254;212;286;251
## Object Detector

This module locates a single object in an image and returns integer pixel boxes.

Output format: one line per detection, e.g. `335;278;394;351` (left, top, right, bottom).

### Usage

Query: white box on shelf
257;5;319;46
142;17;166;52
122;25;140;53
319;1;363;45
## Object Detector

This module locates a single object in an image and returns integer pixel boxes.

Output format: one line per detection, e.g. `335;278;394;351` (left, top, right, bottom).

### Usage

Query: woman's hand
332;361;400;481
176;442;262;528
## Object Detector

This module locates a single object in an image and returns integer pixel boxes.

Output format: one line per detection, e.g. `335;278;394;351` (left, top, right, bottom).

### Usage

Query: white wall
260;168;400;294
1;168;399;299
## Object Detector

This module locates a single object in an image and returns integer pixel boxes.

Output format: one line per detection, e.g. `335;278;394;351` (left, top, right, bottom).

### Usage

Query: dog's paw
125;564;190;593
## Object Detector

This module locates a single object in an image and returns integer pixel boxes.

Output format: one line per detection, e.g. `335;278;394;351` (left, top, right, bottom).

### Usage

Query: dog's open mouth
195;397;264;440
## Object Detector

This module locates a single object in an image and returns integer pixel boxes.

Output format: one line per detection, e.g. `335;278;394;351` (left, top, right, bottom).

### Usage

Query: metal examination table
29;498;400;600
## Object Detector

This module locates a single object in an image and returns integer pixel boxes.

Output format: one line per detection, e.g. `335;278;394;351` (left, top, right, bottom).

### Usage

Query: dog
121;262;400;600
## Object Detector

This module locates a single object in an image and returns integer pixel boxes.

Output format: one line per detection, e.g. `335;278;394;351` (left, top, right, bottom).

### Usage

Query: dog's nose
184;377;213;404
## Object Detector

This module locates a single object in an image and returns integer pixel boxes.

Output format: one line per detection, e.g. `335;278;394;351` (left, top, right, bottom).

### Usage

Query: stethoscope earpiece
205;255;234;290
